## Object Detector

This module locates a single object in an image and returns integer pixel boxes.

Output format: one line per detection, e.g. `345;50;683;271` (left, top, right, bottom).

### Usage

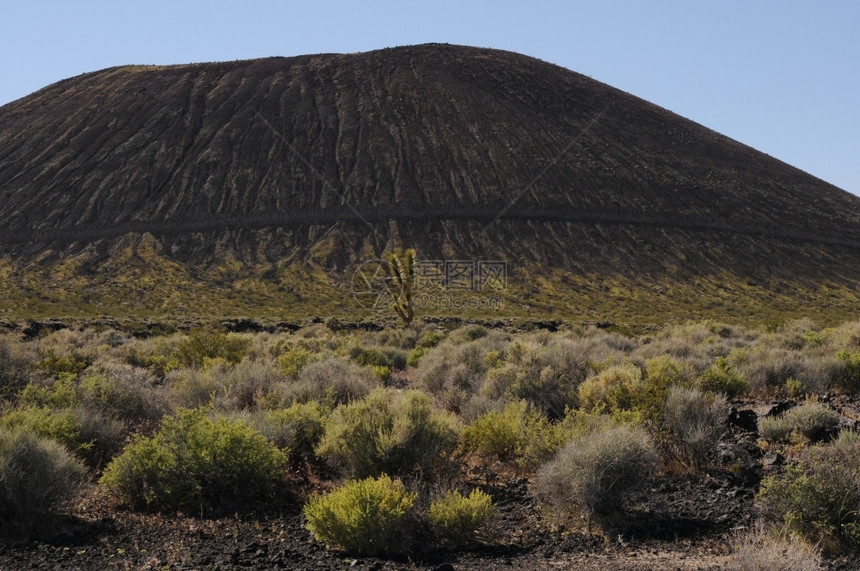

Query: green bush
175;330;250;369
0;427;87;539
276;345;317;378
462;399;567;471
758;401;839;443
450;325;488;343
636;355;696;423
406;346;428;368
33;349;92;378
17;374;80;408
304;474;416;556
428;488;495;543
100;408;286;512
535;425;658;529
18;363;164;425
120;339;182;378
757;430;860;554
758;415;793;443
699;356;749;398
418;329;446;348
251;401;329;464
0;405;123;465
316;388;461;480
577;364;644;413
350;346;393;369
784;401;840;442
728;347;807;396
661;386;726;469
835;349;860;392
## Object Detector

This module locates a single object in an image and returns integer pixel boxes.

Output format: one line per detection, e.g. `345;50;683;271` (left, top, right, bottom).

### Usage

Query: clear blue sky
2;1;858;196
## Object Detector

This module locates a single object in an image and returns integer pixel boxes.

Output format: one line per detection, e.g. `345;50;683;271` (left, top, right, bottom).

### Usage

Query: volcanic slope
1;44;859;323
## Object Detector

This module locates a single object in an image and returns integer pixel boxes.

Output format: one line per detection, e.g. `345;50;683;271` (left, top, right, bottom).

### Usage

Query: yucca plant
388;249;415;326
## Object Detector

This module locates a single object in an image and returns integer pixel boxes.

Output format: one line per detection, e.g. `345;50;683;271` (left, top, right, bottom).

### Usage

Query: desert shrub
759;401;839;443
758;415;794;443
729;347;807;396
276;345;317;378
217;360;282;411
79;363;165;422
316;388;461;480
283;356;377;406
830;321;860;351
633;321;748;362
168;349;277;413
36;328;98;351
577;363;644;413
562;331;634;368
119;336;183;377
380;347;408;370
784;401;840;441
100;408;286;512
834;349;860;392
349;345;407;371
785;377;806;398
174;330;250;369
449;325;488;343
417;329;446;349
729;524;822;571
72;406;127;463
249;401;329;464
661;386;726;469
414;332;509;413
33;349;92;378
164;367;224;411
462;399;567;471
17;374;80;408
757;430;860;553
535;425;658;528
0;338;34;399
480;339;589;419
400;328;444;366
635;355;696;423
428;488;495;543
0;427;87;539
371;364;392;383
699;356;749;398
349;346;391;368
370;324;423;349
407;346;428;367
798;354;841;395
0;404;123;465
773;318;827;350
1;405;83;451
303;474;416;556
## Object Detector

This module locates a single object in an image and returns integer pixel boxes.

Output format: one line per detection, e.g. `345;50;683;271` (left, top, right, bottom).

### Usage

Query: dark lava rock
727;407;758;433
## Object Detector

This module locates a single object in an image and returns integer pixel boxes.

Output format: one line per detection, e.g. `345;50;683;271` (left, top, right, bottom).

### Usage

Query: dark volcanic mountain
1;44;859;322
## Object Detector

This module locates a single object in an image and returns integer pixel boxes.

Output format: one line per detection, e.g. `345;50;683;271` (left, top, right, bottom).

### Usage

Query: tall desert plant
388;249;415;326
